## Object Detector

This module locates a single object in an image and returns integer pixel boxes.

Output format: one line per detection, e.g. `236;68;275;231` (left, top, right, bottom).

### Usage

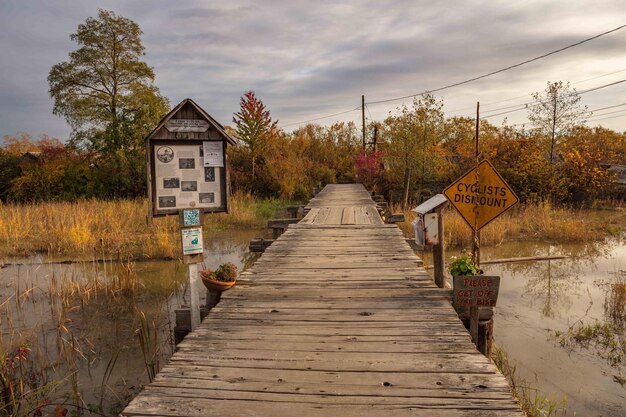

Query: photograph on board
156;146;174;163
163;177;180;188
179;158;195;169
204;167;215;182
199;192;215;204
181;181;198;192
158;196;176;208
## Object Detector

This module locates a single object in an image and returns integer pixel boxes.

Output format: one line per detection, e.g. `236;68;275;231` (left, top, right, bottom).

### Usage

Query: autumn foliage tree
48;9;169;196
232;91;278;183
355;150;384;193
527;81;589;163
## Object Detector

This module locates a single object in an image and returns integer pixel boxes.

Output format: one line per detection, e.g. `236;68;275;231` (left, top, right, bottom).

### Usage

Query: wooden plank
312;207;331;224
122;184;522;417
324;206;344;224
299;207;320;224
341;206;356;224
354;206;371;224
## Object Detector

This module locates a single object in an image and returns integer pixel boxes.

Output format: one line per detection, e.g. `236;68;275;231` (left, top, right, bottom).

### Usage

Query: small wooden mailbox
145;98;236;217
412;194;449;288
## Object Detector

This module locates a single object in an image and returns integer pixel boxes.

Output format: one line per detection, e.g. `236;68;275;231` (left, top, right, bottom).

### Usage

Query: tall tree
232;91;278;182
48;9;169;154
382;94;444;207
527;81;589;164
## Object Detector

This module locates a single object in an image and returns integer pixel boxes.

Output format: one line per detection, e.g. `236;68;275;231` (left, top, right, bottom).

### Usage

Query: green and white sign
181;227;203;255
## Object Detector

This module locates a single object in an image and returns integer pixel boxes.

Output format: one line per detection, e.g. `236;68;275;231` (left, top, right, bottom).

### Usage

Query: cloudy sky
1;0;625;141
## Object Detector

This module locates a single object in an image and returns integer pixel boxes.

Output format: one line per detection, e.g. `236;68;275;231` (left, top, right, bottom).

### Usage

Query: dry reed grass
396;201;625;248
0;191;289;259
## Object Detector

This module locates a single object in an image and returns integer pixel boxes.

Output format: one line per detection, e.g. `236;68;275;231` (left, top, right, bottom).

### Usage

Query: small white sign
203;141;224;167
165;119;210;133
181;227;203;255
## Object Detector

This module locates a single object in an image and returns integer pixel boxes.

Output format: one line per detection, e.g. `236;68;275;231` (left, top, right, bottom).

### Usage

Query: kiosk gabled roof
145;98;236;145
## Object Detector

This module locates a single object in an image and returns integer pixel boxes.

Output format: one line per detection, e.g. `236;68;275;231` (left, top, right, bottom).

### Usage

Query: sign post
443;160;519;232
145;99;235;333
444;156;517;351
452;275;500;343
180;209;204;330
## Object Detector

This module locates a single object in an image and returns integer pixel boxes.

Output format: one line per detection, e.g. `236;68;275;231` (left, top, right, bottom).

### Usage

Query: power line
365;24;626;106
590;108;626;118
448;67;626;114
281;106;361;128
469;78;626;117
590;102;626;113
588;111;626;122
485;101;626;127
588;107;626;120
279;24;626;129
479;79;626;119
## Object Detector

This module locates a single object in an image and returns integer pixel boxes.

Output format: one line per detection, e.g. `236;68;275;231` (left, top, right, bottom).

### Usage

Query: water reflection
0;228;262;416
467;238;626;417
523;256;583;319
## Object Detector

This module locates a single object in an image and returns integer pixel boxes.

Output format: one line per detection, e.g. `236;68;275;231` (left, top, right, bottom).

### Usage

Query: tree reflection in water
495;240;614;318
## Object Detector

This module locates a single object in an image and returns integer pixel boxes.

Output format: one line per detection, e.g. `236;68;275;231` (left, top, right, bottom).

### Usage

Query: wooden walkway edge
122;184;522;416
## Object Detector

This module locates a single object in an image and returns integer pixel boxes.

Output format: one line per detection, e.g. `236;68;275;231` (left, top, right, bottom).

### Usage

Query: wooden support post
188;263;200;330
206;289;221;310
477;318;494;357
362;95;366;150
179;210;204;332
469;305;479;344
433;208;445;288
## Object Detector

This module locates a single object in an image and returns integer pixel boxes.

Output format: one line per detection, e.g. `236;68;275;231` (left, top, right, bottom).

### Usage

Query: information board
152;142;224;214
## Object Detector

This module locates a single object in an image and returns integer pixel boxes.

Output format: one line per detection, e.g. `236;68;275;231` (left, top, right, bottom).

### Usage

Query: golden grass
396;201;625;248
0;191;289;259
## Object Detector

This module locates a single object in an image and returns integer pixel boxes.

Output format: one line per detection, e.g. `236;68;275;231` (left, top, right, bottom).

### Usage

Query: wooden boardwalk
123;184;522;417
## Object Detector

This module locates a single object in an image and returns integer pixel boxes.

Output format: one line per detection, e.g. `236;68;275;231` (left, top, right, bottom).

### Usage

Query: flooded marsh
0;230;259;417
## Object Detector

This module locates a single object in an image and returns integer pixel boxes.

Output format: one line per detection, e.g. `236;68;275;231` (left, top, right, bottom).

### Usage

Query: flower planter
201;277;236;292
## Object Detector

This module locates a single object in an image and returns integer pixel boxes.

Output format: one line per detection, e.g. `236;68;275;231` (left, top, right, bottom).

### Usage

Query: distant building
600;163;626;200
601;163;626;185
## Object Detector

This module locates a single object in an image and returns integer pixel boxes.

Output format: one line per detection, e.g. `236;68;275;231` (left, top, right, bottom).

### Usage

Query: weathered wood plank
341;206;356;224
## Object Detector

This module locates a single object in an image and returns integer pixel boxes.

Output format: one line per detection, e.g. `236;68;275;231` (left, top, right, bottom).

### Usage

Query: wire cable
279;24;626;129
366;24;626;106
479;79;626;119
281;106;361;128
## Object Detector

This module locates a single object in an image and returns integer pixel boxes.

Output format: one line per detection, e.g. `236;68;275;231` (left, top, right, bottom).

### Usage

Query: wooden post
373;124;378;152
477;318;494;356
472;102;481;265
471;102;482;347
188;263;201;330
433;208;445;288
469;306;479;344
362;95;366;150
179;210;204;332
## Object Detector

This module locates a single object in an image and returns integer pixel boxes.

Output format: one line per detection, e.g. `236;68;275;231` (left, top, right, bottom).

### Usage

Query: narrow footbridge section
123;184;522;416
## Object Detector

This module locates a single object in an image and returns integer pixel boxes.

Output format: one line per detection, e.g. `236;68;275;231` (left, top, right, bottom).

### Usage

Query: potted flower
449;255;482;277
200;262;238;292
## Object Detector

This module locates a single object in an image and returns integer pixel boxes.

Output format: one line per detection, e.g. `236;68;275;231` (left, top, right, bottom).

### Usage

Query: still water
1;231;624;416
429;239;626;417
0;229;260;416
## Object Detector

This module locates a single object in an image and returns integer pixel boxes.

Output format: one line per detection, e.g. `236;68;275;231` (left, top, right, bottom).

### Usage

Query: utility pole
362;95;366;150
472;102;480;266
470;101;481;346
373;124;378;152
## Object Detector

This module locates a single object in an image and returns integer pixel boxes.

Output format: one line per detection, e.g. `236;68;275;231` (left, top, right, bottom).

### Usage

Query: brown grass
0;191;291;259
396;201;625;248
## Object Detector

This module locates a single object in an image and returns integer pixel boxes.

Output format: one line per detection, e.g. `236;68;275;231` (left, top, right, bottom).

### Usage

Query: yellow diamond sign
443;160;519;231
